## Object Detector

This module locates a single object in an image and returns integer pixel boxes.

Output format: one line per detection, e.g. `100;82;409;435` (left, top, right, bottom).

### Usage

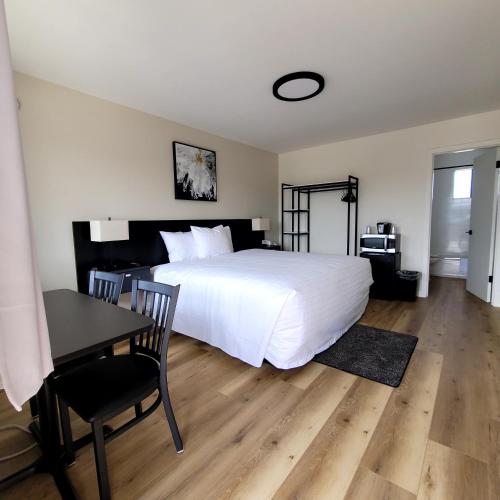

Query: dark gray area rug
313;324;418;387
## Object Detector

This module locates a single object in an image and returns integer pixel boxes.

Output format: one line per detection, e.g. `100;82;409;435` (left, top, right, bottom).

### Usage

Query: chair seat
54;354;159;422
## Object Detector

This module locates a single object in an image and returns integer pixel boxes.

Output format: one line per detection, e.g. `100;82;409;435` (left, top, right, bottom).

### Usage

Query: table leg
38;376;78;499
0;377;78;499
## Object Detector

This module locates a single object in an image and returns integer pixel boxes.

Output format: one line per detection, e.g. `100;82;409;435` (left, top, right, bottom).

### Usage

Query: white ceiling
5;0;500;153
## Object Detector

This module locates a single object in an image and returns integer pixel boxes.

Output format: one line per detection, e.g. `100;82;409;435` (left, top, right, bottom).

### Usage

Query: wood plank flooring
1;277;499;499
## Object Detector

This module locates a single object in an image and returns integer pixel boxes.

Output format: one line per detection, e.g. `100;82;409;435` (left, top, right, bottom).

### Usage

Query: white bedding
153;249;373;369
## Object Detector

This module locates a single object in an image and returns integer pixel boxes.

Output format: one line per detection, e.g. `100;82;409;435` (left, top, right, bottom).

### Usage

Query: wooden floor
1;277;499;499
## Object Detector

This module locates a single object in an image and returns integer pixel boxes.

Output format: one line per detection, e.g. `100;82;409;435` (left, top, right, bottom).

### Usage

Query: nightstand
109;264;152;293
260;244;281;251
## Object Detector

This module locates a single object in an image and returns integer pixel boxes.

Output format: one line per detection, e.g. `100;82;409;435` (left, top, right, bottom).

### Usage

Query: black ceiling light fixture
273;71;325;102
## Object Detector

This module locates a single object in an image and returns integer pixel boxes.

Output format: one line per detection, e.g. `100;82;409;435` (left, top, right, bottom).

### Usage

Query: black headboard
72;219;263;293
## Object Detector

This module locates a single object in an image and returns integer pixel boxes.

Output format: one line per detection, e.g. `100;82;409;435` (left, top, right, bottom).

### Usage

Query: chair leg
92;420;111;500
58;398;75;466
134;402;142;418
159;380;183;453
29;395;38;418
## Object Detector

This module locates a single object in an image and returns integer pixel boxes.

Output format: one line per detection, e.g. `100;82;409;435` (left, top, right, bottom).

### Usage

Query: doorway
429;147;499;302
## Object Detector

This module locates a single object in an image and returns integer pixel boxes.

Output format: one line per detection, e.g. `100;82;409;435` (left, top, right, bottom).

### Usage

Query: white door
466;149;498;302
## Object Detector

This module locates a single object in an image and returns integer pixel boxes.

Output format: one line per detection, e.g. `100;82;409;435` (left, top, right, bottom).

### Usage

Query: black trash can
396;270;421;301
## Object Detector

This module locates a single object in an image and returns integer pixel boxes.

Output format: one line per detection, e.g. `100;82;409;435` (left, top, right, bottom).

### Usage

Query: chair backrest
130;279;180;374
88;269;124;305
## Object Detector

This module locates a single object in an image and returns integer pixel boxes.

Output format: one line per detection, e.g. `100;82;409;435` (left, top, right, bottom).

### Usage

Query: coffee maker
377;222;392;235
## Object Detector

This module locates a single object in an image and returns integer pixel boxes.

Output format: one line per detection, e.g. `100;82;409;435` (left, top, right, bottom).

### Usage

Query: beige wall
15;71;500;300
279;109;500;297
15;73;278;291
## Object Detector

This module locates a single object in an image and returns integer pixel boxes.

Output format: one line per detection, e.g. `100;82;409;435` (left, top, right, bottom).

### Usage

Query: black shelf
281;176;359;255
282;181;352;192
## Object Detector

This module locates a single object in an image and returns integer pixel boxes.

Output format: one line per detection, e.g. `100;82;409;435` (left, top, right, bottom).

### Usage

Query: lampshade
90;220;129;242
252;217;271;231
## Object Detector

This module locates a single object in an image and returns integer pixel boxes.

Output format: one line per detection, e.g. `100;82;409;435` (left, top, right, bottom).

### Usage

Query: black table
0;289;154;499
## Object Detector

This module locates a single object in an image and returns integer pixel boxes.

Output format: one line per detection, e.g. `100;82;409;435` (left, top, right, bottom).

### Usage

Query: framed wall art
172;141;217;201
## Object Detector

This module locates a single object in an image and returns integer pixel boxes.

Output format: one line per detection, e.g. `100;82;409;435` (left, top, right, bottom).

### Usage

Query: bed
153;249;373;369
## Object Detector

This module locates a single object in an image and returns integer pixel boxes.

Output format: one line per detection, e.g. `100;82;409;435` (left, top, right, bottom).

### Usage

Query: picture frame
172;141;217;201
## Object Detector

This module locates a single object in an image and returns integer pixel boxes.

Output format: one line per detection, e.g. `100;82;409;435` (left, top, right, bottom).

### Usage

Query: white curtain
0;0;53;410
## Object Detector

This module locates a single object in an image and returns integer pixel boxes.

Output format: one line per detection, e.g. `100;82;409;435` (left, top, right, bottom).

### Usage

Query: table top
43;289;154;366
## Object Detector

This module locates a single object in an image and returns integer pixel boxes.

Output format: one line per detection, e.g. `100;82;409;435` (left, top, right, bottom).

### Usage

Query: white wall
492;169;500;307
497;148;500;300
15;73;278;291
279;109;500;297
433;149;486;170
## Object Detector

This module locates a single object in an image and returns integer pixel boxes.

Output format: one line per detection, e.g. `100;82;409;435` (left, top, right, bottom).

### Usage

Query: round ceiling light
272;71;325;102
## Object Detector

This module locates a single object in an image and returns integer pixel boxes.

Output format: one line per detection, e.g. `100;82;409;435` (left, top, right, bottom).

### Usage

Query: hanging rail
281;175;359;255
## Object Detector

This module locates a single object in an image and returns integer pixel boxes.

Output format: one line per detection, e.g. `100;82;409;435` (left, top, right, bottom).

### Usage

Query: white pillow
191;225;234;258
159;231;198;262
217;225;234;252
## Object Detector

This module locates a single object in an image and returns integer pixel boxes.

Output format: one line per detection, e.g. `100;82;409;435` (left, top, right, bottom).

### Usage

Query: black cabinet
361;252;401;300
110;265;151;293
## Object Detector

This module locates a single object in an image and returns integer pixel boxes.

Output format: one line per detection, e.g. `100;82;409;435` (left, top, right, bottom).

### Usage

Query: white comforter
153;249;373;369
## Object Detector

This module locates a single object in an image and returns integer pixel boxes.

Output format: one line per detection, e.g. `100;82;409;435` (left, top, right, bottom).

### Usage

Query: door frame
424;139;500;299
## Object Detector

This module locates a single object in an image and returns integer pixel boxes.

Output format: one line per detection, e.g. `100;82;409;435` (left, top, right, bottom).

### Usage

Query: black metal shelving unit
281;175;359;255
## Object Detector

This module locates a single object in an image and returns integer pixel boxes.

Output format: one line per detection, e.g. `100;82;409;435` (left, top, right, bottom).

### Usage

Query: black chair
88;270;125;357
61;270;125;368
29;270;125;418
55;279;182;500
88;269;125;305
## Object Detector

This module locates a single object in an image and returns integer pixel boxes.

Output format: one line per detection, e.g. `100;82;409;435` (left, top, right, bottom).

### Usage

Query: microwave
360;233;400;253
